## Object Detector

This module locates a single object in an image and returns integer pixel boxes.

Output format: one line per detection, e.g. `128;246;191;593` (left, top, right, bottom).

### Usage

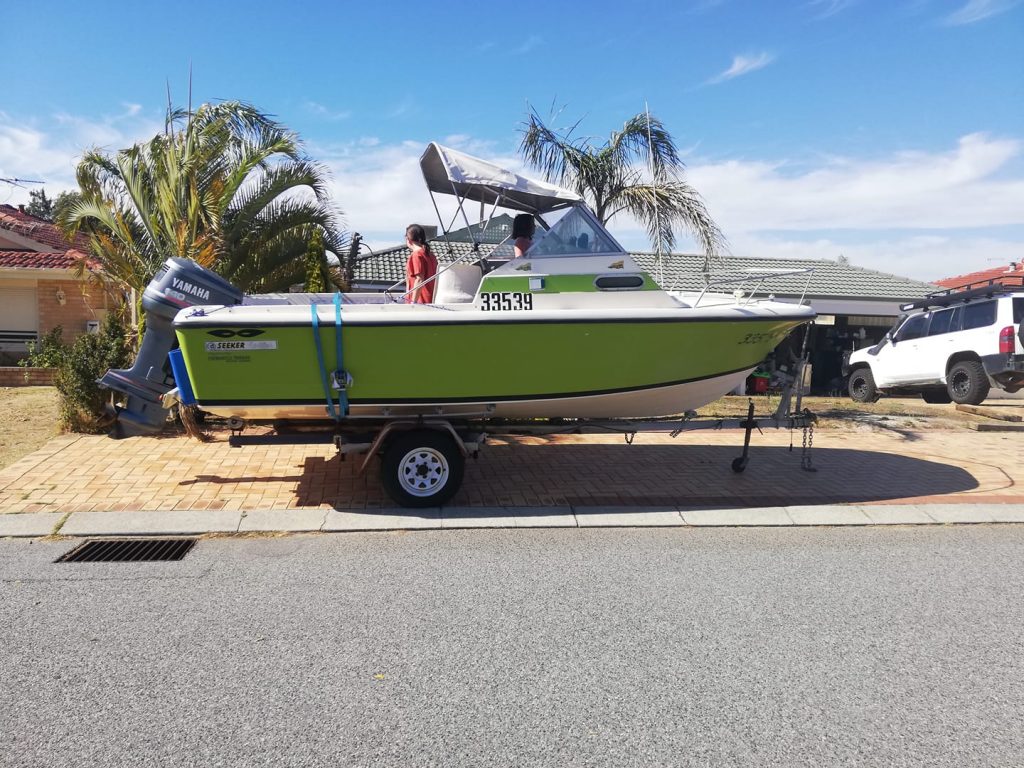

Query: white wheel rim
398;447;449;498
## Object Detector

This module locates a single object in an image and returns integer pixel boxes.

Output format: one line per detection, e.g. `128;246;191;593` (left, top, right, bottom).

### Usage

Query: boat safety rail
383;243;496;304
690;267;815;308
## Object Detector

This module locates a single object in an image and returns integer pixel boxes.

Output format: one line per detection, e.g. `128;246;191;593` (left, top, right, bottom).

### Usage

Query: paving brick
2;425;1022;526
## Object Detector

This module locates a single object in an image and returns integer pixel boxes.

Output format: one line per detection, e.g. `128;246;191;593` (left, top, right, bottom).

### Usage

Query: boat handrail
384;244;494;304
690;267;815;308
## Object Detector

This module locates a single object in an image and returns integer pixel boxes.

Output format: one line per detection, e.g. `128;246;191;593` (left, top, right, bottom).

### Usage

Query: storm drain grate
55;538;197;563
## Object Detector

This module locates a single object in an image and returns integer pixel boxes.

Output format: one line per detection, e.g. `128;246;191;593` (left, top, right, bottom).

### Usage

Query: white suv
846;284;1024;405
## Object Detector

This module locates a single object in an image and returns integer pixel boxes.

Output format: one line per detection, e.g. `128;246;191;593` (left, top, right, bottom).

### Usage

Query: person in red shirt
405;224;438;303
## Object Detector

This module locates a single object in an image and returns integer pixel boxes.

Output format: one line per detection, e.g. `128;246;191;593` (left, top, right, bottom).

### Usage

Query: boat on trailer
101;142;816;506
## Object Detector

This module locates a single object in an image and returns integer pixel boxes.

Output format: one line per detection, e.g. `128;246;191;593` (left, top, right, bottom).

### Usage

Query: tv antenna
0;177;45;189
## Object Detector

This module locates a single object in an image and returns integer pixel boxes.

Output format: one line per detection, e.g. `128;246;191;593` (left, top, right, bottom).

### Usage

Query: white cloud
943;0;1021;25
707;52;776;84
807;0;857;19
303;101;352;121
687;133;1024;231
513;35;542;55
0;109;161;204
311;136;525;249
2;110;1021;283
589;133;1024;281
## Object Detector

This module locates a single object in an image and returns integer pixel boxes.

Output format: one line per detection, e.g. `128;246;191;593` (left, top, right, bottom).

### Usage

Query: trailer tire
381;430;464;508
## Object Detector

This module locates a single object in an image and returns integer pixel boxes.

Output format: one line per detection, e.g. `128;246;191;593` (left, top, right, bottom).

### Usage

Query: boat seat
434;263;483;304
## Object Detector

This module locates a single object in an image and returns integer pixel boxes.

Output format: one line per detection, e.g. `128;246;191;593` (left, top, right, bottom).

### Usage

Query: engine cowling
100;258;243;437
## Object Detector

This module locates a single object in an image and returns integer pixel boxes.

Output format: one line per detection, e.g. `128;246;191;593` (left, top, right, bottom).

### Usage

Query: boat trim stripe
178;314;811;330
194;363;754;407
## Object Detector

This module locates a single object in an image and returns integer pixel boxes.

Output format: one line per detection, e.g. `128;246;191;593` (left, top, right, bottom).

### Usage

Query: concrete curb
3;503;1024;539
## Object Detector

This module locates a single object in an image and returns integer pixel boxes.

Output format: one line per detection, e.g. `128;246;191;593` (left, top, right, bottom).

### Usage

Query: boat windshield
527;206;623;258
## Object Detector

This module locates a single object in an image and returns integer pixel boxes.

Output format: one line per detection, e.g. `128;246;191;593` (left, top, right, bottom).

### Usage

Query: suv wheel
946;360;990;405
848;368;878;403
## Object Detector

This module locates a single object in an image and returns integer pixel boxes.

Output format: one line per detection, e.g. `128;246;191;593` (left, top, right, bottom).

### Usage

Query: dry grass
701;394;1008;430
0;387;60;469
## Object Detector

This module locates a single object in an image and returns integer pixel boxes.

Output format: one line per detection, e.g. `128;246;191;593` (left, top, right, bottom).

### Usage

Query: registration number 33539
479;292;533;311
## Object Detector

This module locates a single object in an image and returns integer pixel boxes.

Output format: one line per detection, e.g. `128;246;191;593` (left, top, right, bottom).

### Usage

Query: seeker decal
205;340;277;351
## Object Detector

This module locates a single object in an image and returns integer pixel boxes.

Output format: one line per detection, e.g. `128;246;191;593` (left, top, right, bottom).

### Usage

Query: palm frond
66;98;347;304
518;107;724;260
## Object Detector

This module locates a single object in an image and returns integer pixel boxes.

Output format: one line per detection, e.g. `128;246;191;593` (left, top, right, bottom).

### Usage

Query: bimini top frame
390;143;626;301
420;142;583;215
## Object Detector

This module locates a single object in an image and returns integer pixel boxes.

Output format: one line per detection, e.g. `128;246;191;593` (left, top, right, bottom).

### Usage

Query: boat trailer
221;367;818;508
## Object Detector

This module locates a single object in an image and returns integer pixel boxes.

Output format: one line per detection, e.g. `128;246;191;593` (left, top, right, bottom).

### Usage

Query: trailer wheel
731;457;748;473
381;430;464;508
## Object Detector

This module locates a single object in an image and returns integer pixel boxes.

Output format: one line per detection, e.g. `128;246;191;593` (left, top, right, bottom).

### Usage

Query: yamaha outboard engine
101;257;243;437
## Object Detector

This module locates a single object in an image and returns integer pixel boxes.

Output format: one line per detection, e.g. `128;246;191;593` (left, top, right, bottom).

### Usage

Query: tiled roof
0;204;89;251
0;249;89;270
633;252;937;300
353;241;498;284
443;214;516;244
352;241;938;301
935;262;1024;290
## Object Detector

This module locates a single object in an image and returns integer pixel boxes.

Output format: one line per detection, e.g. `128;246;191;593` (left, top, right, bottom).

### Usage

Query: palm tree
61;101;346;299
519;110;726;262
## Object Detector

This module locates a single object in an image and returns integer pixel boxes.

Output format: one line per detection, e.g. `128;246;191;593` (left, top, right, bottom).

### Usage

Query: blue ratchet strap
310;302;339;421
333;292;349;417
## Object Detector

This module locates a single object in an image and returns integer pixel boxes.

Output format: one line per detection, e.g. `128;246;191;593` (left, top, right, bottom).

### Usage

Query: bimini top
420;142;583;214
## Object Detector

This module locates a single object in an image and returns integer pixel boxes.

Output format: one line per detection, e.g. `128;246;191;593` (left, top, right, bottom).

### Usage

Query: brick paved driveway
0;423;1019;514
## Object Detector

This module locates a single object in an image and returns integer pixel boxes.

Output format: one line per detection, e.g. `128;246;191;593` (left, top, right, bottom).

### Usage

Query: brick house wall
0;367;55;386
36;277;115;337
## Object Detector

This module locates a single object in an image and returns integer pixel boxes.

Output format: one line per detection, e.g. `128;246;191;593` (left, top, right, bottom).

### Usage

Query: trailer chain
669;411;698;439
624;431;636;445
800;420;817;472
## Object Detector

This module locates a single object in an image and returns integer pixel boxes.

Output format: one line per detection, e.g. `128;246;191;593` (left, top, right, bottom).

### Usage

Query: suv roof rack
901;275;1024;312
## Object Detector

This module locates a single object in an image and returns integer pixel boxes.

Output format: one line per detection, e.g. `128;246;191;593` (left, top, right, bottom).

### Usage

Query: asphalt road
2;527;1023;767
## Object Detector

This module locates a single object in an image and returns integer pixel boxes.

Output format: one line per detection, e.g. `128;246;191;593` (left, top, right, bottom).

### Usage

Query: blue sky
2;0;1022;280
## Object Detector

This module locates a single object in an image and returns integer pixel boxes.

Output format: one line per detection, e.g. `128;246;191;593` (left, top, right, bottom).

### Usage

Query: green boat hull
175;312;804;420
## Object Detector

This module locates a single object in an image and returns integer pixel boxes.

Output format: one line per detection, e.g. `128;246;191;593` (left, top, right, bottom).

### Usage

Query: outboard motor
101;257;243;437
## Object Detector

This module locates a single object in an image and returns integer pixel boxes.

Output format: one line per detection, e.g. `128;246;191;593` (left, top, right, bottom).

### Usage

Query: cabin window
595;275;645;290
529;207;621;258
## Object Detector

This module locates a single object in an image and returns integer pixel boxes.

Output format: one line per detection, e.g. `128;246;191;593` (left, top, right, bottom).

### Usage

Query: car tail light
999;326;1015;354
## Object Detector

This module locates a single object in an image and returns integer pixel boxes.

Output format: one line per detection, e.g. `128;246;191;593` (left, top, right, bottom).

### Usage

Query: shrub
19;326;67;369
16;314;134;432
50;315;132;433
